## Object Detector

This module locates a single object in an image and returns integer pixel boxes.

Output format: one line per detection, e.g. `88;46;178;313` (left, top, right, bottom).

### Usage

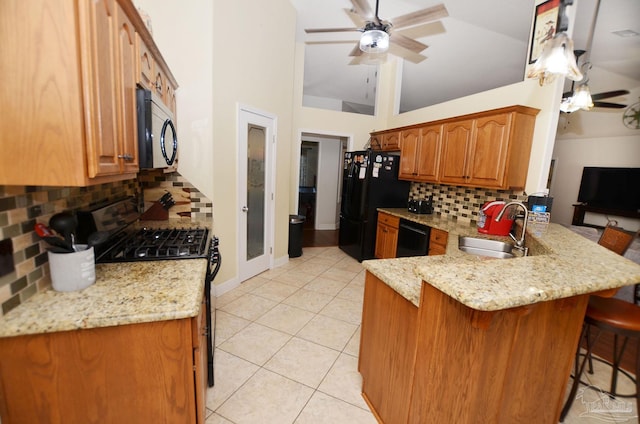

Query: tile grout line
210;248;371;422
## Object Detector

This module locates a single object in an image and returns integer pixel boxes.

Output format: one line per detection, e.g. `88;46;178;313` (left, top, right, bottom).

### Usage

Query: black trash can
288;214;305;258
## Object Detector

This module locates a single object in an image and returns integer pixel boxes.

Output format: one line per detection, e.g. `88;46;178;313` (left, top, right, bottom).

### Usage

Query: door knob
242;206;249;212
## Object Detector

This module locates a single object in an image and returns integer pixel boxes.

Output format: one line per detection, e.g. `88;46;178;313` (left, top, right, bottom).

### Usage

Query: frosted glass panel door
238;106;274;283
247;124;265;260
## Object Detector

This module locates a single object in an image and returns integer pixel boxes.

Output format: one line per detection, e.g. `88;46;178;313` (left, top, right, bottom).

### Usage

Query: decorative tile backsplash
138;170;213;220
0;171;212;317
410;182;527;224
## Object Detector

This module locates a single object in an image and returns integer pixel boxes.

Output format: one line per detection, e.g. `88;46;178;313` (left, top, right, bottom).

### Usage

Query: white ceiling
291;0;640;113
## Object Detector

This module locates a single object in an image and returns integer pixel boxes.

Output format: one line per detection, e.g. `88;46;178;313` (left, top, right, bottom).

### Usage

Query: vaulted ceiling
291;0;640;114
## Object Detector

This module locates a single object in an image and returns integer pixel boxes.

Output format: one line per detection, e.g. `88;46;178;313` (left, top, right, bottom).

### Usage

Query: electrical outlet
0;238;15;278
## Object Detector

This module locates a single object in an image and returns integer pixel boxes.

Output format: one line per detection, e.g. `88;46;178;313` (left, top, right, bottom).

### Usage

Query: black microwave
136;87;178;169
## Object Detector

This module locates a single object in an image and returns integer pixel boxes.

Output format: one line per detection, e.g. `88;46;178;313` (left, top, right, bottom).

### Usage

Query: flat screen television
577;167;640;211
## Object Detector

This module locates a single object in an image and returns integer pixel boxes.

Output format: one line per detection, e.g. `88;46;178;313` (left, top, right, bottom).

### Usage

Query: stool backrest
598;225;637;256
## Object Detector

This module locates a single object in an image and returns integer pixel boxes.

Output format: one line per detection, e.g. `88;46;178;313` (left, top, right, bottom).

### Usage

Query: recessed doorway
297;133;348;245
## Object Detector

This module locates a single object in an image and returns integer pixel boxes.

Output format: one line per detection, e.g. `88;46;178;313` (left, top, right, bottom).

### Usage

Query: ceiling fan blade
396;21;446;40
348;53;388;66
390;33;428;54
390;4;449;30
591;90;630;101
305;27;360;34
349;42;364;57
593;101;627;109
388;44;427;64
350;0;375;21
343;8;365;27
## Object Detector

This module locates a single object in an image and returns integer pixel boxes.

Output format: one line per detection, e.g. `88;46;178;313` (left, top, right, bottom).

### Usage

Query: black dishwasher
397;219;430;257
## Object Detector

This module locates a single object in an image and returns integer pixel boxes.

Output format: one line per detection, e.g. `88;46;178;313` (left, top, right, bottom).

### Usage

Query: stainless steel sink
458;236;515;259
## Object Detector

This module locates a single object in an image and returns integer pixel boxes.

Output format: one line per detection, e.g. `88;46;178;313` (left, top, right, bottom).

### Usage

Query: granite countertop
0;218;212;338
364;208;640;311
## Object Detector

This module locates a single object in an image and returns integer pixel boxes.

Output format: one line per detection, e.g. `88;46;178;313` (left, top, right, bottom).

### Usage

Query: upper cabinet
135;30;178;117
398;124;442;182
136;34;155;91
370;130;400;151
397;106;539;190
0;0;177;187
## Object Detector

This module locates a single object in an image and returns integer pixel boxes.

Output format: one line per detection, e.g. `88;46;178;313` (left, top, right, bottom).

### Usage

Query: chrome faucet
495;201;529;256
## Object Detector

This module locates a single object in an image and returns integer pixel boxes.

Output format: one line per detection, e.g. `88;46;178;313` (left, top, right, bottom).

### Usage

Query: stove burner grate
97;227;209;263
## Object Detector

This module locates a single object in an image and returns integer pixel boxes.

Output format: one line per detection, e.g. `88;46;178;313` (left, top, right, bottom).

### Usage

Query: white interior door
238;106;275;282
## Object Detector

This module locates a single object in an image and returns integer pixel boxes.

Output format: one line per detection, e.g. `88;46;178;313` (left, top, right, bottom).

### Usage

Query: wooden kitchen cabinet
136;33;155;90
0;0;175;187
153;68;168;104
370;131;400;151
135;33;178;116
439;107;538;189
359;271;591;424
382;131;400;151
439;118;474;186
398;124;442;182
115;4;139;175
359;273;418;424
375;212;400;259
0;305;207;423
193;296;208;424
428;228;448;255
372;106;539;189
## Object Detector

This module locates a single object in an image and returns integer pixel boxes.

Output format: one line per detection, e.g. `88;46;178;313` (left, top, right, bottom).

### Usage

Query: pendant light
560;83;594;112
559;0;602;112
527;0;582;85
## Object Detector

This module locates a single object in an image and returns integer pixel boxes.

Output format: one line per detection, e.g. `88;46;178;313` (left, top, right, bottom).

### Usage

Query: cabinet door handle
118;154;134;161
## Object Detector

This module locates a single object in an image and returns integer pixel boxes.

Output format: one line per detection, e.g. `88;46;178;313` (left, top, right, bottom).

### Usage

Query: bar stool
560;224;639;422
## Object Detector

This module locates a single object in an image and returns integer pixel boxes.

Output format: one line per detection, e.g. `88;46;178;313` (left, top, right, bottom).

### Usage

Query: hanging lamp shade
527;32;583;85
359;29;389;54
559;83;594;113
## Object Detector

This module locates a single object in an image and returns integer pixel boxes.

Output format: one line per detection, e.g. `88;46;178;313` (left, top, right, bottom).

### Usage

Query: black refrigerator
339;150;410;262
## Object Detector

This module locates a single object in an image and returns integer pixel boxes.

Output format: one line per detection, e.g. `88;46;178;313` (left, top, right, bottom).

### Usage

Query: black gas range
95;227;210;263
76;197;210;263
76;197;220;387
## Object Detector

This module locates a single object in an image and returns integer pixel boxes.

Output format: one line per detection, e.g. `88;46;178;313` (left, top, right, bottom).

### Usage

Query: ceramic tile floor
205;246;638;423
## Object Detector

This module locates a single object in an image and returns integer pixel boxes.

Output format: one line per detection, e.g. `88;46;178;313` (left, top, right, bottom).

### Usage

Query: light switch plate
0;238;14;278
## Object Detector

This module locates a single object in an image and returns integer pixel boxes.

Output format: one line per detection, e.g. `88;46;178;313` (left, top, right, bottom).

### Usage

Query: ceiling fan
304;0;449;64
559;0;628;113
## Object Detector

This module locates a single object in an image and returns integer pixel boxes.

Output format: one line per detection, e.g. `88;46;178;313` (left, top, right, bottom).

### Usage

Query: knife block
140;202;169;221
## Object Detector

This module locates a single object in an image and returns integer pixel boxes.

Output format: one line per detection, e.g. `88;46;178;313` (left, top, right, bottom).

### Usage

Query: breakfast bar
358;209;640;424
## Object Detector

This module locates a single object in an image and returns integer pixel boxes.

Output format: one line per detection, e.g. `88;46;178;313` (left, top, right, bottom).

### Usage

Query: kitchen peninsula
359;208;640;424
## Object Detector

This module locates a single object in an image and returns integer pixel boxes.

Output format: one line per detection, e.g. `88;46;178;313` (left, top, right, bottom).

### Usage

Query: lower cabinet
359;272;590;424
428;228;448;255
0;307;207;424
359;273;418;424
375;212;400;259
376;212;449;258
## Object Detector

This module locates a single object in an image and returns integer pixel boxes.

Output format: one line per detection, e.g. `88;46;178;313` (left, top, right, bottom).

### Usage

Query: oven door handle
399;222;429;236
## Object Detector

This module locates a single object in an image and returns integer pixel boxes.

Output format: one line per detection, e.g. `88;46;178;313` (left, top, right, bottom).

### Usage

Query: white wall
140;0;297;286
551;77;640;230
135;0;214;201
316;138;342;230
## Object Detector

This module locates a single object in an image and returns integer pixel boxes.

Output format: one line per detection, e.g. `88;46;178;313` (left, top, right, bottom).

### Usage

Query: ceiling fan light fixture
359;29;389;54
527;32;583;86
